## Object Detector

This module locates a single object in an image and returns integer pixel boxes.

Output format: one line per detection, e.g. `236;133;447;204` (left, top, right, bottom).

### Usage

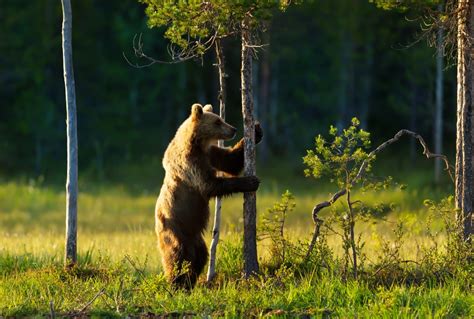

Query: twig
49;300;55;319
124;254;173;297
123;31;218;68
306;129;454;257
305;218;323;260
78;288;105;314
371;259;421;278
124;254;147;278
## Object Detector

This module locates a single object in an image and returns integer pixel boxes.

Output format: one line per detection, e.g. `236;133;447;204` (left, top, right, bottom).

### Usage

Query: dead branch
123;32;218;68
306;129;454;258
371;259;421;278
305;217;323;260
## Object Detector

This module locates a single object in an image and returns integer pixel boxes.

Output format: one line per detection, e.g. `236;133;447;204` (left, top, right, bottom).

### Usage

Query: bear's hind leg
175;237;208;290
192;237;209;279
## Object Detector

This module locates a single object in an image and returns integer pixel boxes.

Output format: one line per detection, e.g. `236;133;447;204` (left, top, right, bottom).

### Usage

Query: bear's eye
214;120;221;126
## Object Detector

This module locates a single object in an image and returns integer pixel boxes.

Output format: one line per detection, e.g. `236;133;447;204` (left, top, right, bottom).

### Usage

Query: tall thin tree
61;0;78;266
207;38;227;282
455;0;473;242
241;18;259;277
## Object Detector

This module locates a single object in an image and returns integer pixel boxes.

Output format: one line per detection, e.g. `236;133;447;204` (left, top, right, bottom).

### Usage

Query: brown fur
155;103;262;289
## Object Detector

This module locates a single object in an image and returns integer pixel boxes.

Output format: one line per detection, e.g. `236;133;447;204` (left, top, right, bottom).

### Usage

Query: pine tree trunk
207;39;226;282
61;0;78;266
434;4;445;183
241;21;259;277
455;0;473;242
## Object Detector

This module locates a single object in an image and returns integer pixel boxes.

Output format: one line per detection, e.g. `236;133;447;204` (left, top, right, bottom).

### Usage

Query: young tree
207;38;227;281
61;0;78;266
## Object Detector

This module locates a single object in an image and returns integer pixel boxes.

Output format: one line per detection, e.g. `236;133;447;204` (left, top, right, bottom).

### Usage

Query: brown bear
155;103;262;289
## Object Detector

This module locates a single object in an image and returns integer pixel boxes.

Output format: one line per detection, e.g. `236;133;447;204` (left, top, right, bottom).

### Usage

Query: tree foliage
139;0;291;56
0;0;457;178
370;0;440;11
303;118;372;189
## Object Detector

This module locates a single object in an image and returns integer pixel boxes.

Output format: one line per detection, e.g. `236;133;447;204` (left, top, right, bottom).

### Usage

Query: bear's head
190;103;237;142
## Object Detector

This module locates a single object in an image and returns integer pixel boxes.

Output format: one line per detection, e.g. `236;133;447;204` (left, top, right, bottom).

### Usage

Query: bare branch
123;32;219;68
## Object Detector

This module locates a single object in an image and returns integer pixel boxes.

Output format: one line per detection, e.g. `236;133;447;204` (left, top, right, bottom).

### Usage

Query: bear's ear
191;103;203;120
203;104;213;113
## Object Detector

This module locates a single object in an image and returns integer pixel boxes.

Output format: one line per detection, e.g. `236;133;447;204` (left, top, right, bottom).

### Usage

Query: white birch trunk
61;0;78;266
207;39;226;282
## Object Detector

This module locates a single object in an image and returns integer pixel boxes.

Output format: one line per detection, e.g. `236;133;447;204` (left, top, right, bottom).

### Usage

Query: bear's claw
255;122;263;144
244;175;260;192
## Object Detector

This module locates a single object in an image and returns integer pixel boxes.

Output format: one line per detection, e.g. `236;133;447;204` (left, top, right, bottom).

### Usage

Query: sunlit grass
1;166;469;317
0;174;451;266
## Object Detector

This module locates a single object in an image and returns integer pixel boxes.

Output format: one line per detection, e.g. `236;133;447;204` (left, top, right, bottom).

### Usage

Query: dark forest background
0;0;456;183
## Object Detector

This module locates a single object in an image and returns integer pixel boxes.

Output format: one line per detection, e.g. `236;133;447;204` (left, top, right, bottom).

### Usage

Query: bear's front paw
243;175;260;192
255;122;263;144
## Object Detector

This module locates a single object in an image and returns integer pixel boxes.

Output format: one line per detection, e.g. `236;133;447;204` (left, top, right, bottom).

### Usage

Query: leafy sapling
303;118;393;279
259;190;296;267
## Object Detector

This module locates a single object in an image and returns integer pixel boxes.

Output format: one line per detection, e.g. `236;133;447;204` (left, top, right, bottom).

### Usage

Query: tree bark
455;0;473;242
434;4;445;183
61;0;78;266
241;20;259;277
207;39;226;282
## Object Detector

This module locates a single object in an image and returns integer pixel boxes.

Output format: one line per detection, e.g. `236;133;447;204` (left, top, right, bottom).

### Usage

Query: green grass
1;258;472;318
0;163;472;317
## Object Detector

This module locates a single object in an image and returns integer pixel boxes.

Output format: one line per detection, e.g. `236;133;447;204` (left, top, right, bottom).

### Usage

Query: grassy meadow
0;159;472;317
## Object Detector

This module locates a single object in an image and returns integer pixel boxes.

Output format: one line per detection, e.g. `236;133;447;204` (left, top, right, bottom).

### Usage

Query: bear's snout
225;126;237;140
230;126;237;137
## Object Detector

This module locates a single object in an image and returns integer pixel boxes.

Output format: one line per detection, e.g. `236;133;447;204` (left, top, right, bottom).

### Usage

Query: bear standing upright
155;103;262;289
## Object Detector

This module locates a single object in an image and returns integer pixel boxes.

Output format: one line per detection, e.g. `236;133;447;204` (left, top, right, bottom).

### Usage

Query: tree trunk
253;61;259;120
207;39;226;282
61;0;78;266
434;4;445;183
455;0;473;242
241;20;259;277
